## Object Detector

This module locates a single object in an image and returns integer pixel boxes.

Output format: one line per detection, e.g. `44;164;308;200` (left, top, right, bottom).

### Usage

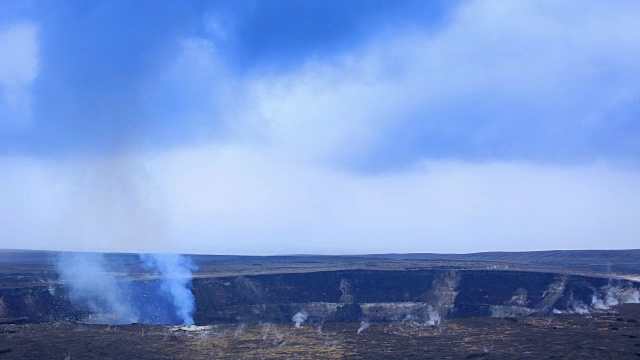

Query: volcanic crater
1;249;640;358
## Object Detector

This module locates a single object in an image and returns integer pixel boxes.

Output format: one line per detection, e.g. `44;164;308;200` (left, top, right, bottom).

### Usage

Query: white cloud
0;22;38;123
152;146;640;254
1;147;640;254
144;1;640;167
243;0;640;165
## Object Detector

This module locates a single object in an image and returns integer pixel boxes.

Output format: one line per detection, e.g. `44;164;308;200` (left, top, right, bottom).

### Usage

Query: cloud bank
2;149;640;254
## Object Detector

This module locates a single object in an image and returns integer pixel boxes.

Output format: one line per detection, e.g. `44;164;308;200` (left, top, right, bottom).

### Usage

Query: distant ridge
364;249;640;262
2;248;640;264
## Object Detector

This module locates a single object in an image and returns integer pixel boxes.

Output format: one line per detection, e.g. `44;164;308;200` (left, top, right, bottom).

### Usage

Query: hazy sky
1;0;640;254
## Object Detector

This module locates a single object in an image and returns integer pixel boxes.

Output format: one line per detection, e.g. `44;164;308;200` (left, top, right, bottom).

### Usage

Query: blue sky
1;0;640;254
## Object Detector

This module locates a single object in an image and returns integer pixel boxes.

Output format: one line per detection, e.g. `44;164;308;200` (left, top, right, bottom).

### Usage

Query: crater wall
0;270;637;324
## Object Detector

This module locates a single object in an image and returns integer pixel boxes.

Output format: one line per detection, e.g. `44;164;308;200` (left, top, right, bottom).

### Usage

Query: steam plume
234;323;247;337
139;253;198;325
425;305;441;326
50;152;199;325
55;252;137;324
292;311;308;328
357;320;370;335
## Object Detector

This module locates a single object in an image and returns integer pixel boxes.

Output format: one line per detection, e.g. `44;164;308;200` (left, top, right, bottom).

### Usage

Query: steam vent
2;250;640;358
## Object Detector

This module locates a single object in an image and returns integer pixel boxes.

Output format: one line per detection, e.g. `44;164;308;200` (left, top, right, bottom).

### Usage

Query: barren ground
1;304;640;359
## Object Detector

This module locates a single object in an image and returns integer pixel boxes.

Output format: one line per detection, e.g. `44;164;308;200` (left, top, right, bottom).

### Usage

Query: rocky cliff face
190;270;639;324
1;269;638;325
0;284;82;323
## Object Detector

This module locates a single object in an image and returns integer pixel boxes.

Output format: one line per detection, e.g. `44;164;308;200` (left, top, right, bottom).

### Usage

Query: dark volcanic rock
0;269;638;325
334;303;363;322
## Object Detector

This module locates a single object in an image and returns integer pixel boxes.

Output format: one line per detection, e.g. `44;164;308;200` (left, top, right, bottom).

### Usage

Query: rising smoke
357;320;370;335
139;253;198;325
234;323;247;337
552;284;640;314
52;153;198;325
591;285;640;310
55;252;138;324
292;311;308;328
425;305;441;326
262;322;272;340
56;252;198;325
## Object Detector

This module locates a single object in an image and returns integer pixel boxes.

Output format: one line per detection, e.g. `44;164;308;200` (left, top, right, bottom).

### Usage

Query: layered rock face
190;270;639;324
3;269;637;324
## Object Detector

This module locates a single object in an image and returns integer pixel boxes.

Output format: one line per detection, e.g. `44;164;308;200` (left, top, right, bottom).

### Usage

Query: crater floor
1;304;640;359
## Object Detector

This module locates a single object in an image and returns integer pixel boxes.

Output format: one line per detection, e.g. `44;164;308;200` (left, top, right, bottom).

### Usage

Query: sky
1;0;640;255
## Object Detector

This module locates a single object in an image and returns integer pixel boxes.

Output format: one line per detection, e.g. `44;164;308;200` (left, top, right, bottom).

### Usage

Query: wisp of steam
139;253;198;325
425;305;441;326
357;320;370;335
55;252;138;324
292;311;308;328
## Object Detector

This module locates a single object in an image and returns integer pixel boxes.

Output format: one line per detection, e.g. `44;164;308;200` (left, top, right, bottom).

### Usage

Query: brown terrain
2;305;640;359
